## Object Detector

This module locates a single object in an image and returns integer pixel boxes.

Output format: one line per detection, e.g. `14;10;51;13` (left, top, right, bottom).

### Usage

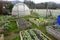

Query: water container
56;15;60;25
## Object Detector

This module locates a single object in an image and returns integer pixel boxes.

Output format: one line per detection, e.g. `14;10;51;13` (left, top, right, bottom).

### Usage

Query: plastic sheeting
12;3;30;17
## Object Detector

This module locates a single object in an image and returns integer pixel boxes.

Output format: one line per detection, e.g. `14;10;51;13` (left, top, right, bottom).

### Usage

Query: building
0;1;11;15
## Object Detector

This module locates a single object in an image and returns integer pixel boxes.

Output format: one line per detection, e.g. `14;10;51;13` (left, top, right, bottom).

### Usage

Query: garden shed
12;3;30;17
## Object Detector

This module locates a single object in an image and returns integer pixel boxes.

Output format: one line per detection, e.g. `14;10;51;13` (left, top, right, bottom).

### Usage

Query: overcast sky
3;0;60;3
32;0;60;3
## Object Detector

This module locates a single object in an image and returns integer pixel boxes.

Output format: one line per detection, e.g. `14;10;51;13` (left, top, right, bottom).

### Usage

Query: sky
32;0;60;3
3;0;60;3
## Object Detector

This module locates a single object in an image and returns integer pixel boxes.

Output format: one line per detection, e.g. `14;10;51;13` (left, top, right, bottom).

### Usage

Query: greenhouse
12;3;30;17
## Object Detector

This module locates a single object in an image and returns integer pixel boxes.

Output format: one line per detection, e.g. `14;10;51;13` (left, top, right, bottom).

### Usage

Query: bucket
56;15;60;25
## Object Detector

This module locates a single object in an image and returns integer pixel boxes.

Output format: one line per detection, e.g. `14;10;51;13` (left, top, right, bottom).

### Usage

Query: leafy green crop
29;30;39;40
22;31;32;40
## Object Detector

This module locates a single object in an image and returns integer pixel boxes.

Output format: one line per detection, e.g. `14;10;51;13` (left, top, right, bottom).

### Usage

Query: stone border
20;32;23;40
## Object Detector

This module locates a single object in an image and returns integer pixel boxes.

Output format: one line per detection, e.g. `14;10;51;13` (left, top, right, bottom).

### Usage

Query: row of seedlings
21;31;32;40
21;29;51;40
28;29;39;40
32;30;43;40
33;29;51;40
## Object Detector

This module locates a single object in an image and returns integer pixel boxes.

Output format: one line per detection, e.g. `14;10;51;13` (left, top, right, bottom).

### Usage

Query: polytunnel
12;3;30;17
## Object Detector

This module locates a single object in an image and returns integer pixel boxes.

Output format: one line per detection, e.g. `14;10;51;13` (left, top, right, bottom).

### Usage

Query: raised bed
46;26;60;40
29;18;55;26
20;29;51;40
17;19;32;29
29;18;47;26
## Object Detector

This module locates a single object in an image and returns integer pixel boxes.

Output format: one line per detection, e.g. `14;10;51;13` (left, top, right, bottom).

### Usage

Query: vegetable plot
21;31;32;40
20;29;51;40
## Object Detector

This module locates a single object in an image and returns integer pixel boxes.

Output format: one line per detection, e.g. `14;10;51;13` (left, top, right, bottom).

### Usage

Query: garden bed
0;16;19;40
17;19;32;30
29;18;47;26
29;18;55;26
20;29;51;40
46;26;60;40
